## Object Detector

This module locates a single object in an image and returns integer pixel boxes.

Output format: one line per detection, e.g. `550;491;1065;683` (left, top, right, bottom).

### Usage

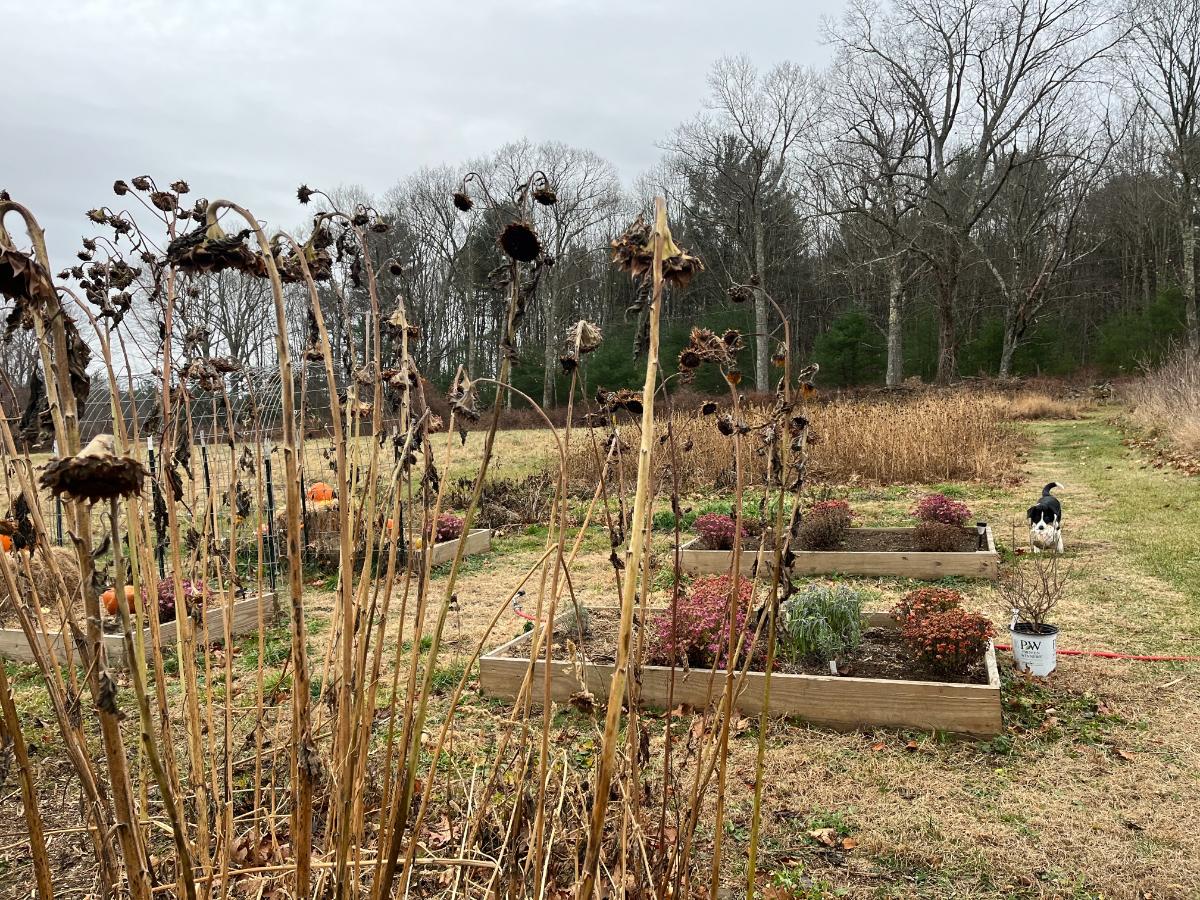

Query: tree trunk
885;260;903;388
998;309;1019;379
752;215;769;391
542;285;558;409
935;284;957;384
1182;189;1199;352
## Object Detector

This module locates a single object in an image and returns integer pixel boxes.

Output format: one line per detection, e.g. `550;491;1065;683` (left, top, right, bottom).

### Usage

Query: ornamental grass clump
901;608;995;676
913;493;971;526
650;575;755;668
777;583;866;665
694;512;741;550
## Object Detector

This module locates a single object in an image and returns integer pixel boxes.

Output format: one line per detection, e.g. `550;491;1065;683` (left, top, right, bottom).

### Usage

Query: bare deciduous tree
664;56;818;390
1121;0;1200;351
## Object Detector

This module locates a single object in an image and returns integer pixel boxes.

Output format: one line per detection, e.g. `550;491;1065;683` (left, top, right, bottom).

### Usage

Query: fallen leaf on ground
808;827;838;847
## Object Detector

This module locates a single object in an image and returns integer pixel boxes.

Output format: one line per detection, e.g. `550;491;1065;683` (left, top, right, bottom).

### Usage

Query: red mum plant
694;512;742;550
901;608;995;676
890;587;963;625
436;512;465;543
158;578;208;624
650;575;757;668
912;493;971;526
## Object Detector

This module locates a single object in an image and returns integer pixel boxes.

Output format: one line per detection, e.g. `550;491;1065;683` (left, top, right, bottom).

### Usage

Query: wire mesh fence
11;361;412;582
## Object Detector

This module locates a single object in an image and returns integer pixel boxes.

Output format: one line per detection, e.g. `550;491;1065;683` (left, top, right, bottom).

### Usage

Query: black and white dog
1027;482;1063;553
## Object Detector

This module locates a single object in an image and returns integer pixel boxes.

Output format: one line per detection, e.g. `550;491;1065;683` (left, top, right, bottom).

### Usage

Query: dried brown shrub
1127;345;1200;453
0;547;82;624
797;513;846;550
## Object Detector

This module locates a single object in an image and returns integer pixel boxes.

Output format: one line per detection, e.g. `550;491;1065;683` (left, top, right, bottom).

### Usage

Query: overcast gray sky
3;0;844;261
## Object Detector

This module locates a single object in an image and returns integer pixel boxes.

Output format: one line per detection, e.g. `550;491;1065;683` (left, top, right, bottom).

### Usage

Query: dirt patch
835;527;979;553
501;611;987;685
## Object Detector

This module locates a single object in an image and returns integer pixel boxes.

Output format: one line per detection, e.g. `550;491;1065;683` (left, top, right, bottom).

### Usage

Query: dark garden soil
500;609;988;685
835;528;979;553
697;527;982;554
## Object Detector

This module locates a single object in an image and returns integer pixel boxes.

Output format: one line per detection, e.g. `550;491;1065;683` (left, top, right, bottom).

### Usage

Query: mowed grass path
687;414;1200;899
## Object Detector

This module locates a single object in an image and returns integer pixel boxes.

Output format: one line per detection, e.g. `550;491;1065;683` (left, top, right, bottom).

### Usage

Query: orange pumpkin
102;585;137;616
0;534;12;552
307;482;334;502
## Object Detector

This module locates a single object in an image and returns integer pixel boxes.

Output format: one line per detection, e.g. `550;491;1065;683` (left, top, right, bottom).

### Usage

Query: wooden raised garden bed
678;525;999;580
415;528;492;567
0;589;277;668
480;610;1002;737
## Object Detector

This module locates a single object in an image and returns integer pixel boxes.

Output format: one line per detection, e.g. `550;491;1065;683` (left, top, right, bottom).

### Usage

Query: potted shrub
999;554;1068;676
777;583;866;674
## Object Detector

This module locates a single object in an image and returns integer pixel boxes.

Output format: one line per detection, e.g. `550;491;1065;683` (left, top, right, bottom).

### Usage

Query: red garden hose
994;644;1200;662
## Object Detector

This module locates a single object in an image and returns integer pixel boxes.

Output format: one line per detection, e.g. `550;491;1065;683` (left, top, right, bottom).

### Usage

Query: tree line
5;0;1197;412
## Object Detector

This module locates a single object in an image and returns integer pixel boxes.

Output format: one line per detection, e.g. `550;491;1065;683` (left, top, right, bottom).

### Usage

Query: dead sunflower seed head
725;368;743;386
192;198;209;217
722;329;743;351
499;220;541;263
351;212;369;227
559;353;578;374
370;219;390;233
0;246;57;314
533;185;558;206
701;401;718;416
113;179;130;196
297;184;315;204
727;283;754;304
678;348;701;371
388;260;404;276
39;434;148;502
567;320;603;353
170;180;190;195
86;208;108;225
717;414;735;436
131;175;153;191
452;191;474;212
150;191;177;212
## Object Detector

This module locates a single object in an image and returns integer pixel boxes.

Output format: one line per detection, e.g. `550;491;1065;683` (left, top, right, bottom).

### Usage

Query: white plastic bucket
1009;625;1058;676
